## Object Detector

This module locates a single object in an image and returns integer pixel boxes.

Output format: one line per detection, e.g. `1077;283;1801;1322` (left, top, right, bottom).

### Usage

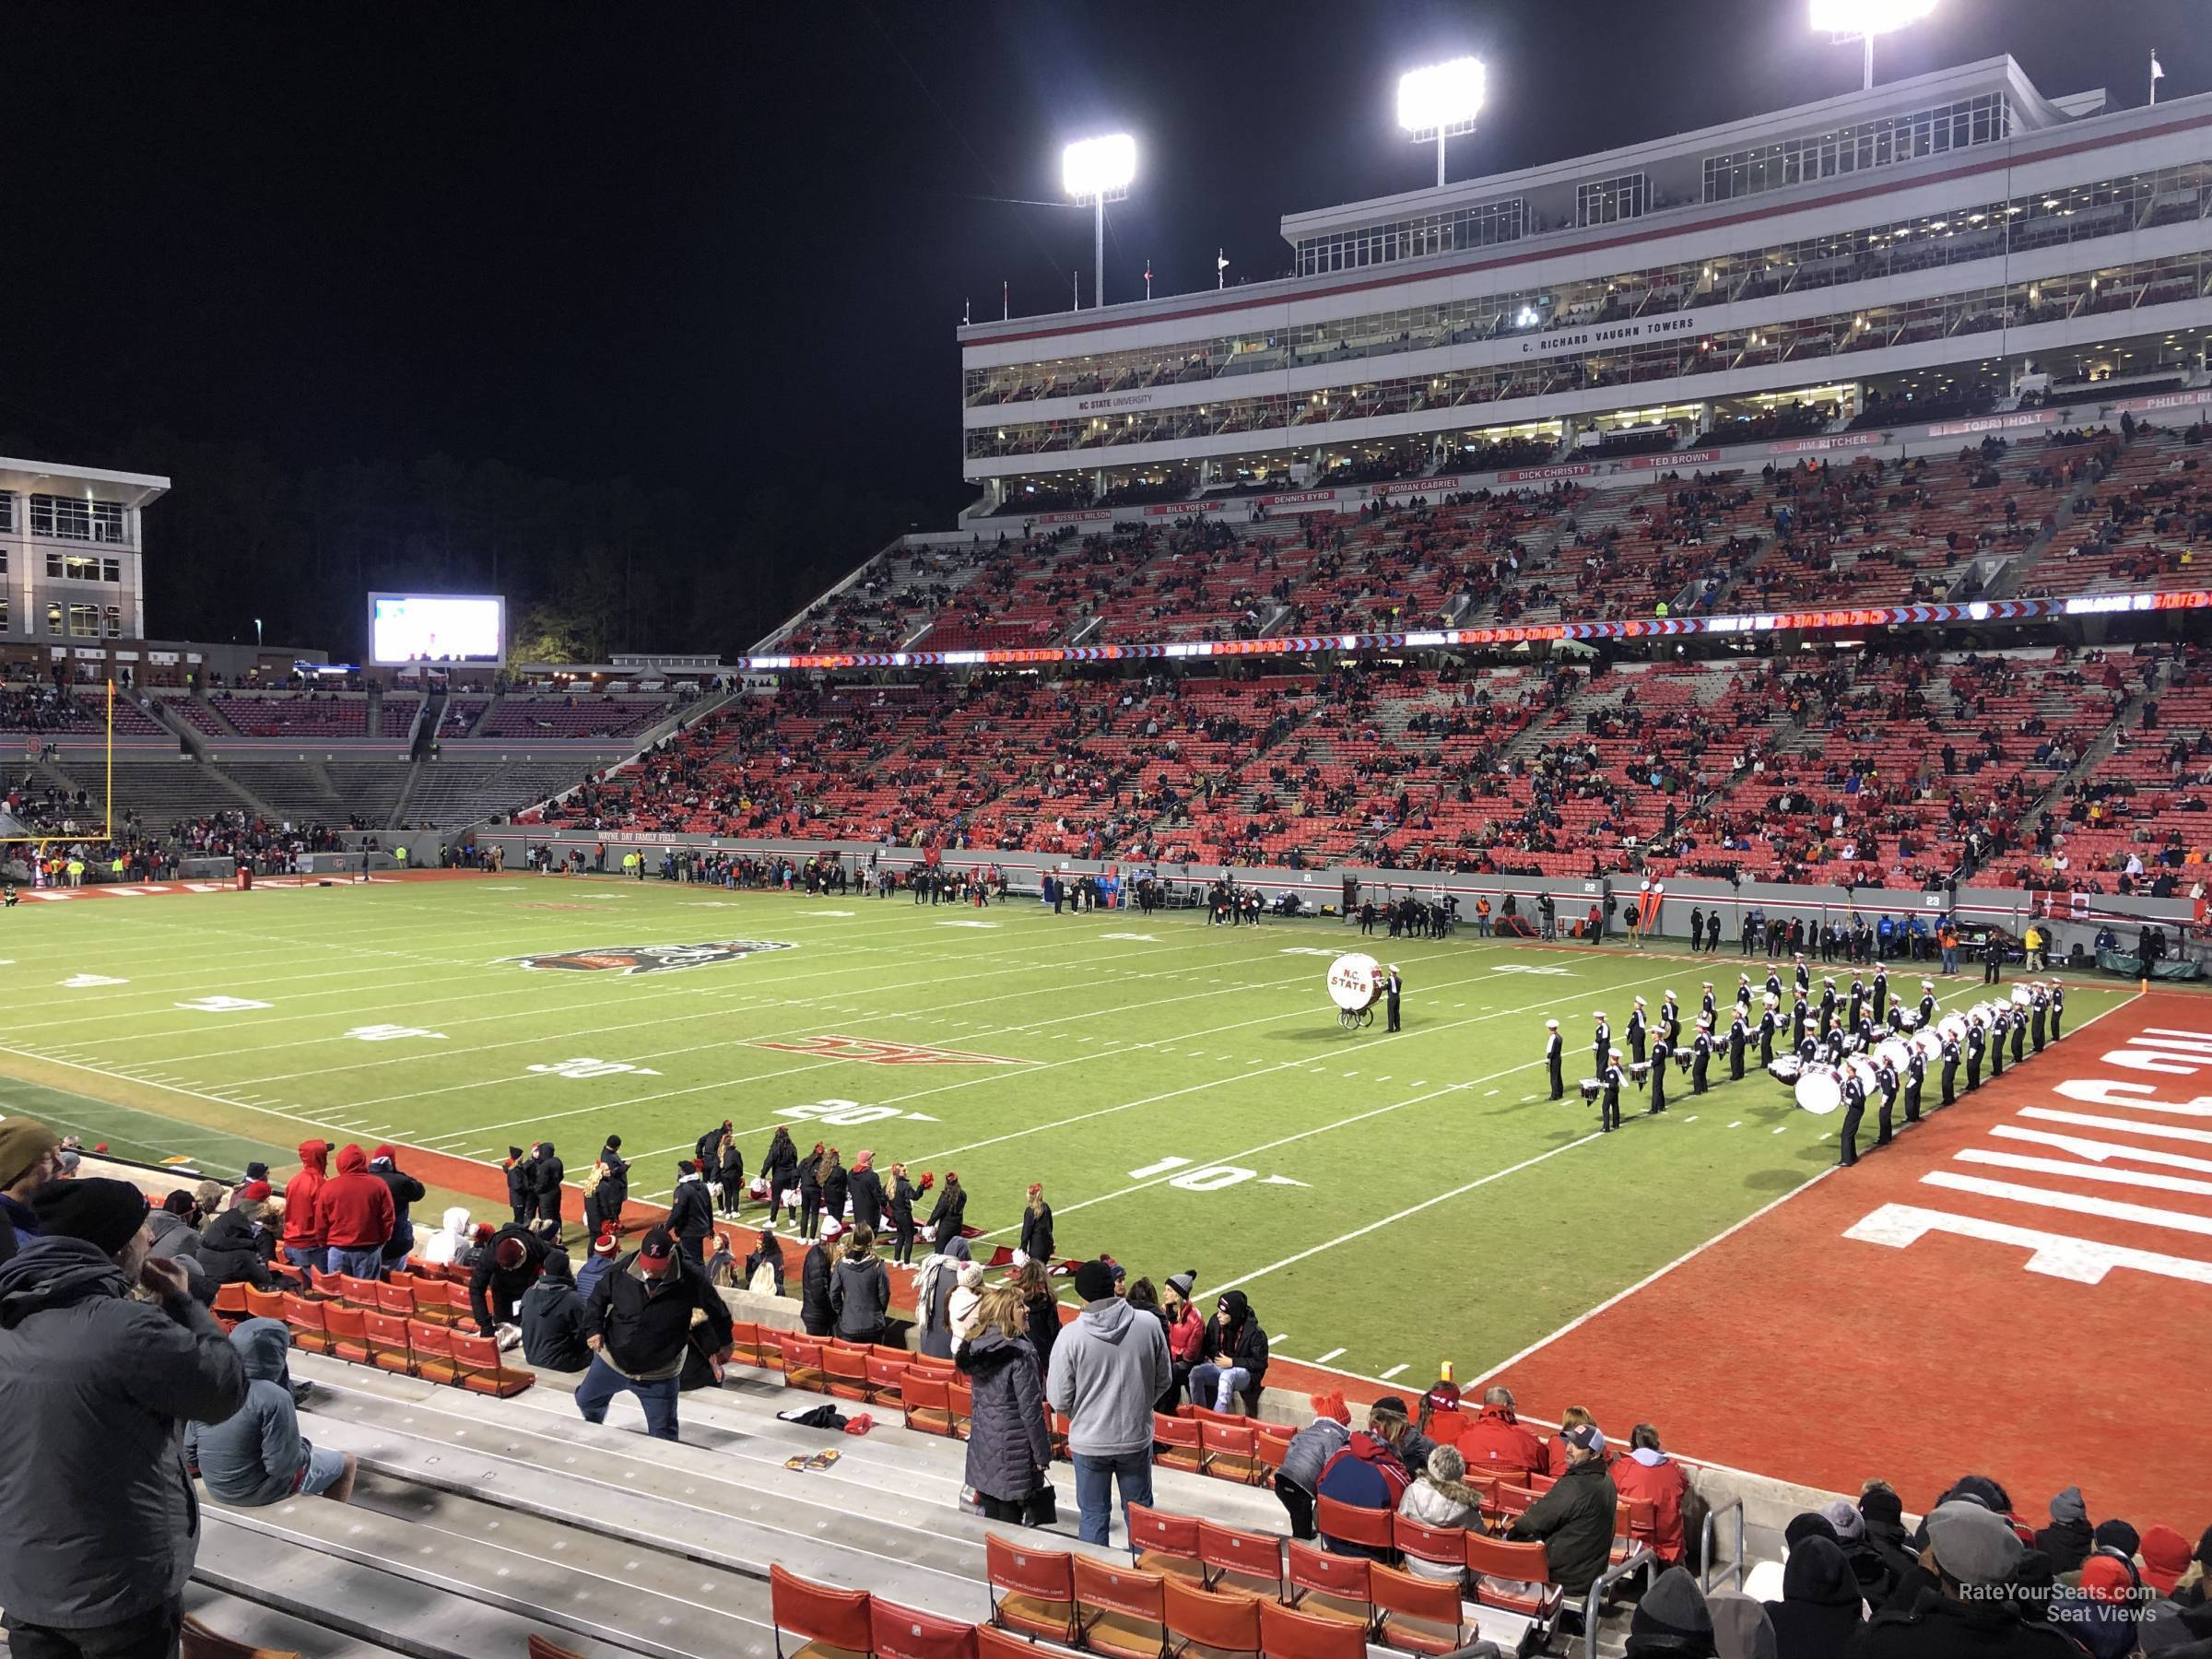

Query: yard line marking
1684;1115;1698;1124
1315;1347;1346;1365
1727;1122;1743;1129
1379;1364;1408;1381
1772;1125;1788;1135
1205;1124;1612;1297
1485;1088;1500;1097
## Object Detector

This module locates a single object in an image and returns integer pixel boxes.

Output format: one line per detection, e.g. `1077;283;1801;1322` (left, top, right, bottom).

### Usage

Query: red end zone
1491;990;2208;1528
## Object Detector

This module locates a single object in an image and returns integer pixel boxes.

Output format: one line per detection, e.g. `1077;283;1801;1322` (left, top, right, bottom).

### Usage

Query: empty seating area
472;694;671;741
0;683;166;735
212;691;371;737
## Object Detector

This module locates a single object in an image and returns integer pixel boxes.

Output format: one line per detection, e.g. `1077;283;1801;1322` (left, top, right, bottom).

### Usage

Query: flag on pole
1216;249;1230;289
2151;49;2164;103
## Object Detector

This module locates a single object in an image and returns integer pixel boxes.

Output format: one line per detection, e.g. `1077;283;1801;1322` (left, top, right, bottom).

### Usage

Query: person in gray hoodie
1044;1257;1171;1547
0;1179;248;1656
187;1317;357;1506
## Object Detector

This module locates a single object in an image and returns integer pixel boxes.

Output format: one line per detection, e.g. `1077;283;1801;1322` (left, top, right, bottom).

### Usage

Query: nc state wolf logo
506;941;795;975
755;1034;1030;1066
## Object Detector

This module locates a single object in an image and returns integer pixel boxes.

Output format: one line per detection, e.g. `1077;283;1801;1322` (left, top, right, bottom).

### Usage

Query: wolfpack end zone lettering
505;941;796;974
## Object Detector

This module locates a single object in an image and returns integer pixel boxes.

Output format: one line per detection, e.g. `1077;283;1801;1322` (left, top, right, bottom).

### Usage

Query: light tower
1063;134;1135;310
1811;0;1936;91
1396;57;1486;188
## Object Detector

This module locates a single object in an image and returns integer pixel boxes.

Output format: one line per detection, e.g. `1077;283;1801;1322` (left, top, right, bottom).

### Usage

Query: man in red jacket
315;1144;394;1279
1457;1384;1548;1482
278;1140;331;1272
1609;1422;1691;1565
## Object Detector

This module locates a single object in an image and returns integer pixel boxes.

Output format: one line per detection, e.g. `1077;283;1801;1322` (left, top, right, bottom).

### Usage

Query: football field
0;872;2136;1391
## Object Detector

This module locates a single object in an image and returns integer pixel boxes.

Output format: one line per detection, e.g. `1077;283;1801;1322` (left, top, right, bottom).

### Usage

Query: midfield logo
506;941;796;975
755;1034;1031;1066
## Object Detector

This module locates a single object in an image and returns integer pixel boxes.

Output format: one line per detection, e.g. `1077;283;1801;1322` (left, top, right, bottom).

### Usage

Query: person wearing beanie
1045;1256;1172;1546
520;1251;591;1372
1761;1535;1862;1659
0;1117;65;1266
528;1140;565;1241
1158;1277;1205;1412
1313;1400;1415;1559
1858;1483;1917;1592
1189;1289;1269;1415
2141;1524;2195;1600
0;1178;248;1652
315;1144;395;1278
1704;1587;1777;1659
743;1224;786;1298
1396;1444;1487;1580
576;1222;732;1441
584;1135;629;1240
1274;1395;1353;1540
1855;1500;2080;1657
666;1159;714;1265
196;1193;278;1292
468;1221;550;1335
278;1138;333;1271
577;1223;623;1302
2034;1486;2094;1576
1628;1565;1718;1657
1508;1422;1618;1593
194;1179;229;1220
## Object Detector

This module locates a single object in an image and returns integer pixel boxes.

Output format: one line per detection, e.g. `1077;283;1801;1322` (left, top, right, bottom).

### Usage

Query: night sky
5;0;2202;523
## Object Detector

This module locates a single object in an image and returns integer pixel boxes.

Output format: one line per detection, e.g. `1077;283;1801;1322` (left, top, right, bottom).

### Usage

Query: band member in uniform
1647;1034;1671;1114
1727;1009;1747;1081
1904;1044;1925;1124
1735;973;1754;1020
1871;965;1888;1026
1855;1009;1877;1050
1384;965;1403;1033
1790;992;1810;1052
1626;998;1648;1066
1689;1018;1712;1095
1838;1068;1867;1167
2051;981;2065;1040
1592;1011;1610;1080
1847;974;1865;1032
2030;983;2049;1052
1988;1008;2006;1078
1918;980;1937;1028
2009;997;2026;1065
1601;1050;1625;1133
1819;977;1838;1029
1874;1054;1900;1147
1940;1030;1960;1106
1545;1019;1564;1101
1659;991;1681;1049
1964;1016;1986;1090
1819;1018;1846;1067
1700;982;1717;1026
1765;963;1784;1004
1793;954;1811;998
1758;996;1778;1068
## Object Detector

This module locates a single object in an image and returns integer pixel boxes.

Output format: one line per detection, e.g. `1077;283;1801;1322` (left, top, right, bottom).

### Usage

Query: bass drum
1876;1038;1913;1073
1794;1065;1843;1115
2011;983;2033;1006
1938;1012;1971;1042
1842;1054;1882;1094
1911;1028;1946;1064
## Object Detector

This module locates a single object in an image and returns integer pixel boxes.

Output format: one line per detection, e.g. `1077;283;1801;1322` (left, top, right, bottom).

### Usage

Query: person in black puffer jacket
819;1149;848;1238
196;1201;276;1291
830;1228;890;1345
665;1161;714;1265
520;1252;590;1371
1018;1183;1053;1265
799;1236;835;1336
1189;1289;1269;1414
763;1129;799;1225
957;1284;1052;1525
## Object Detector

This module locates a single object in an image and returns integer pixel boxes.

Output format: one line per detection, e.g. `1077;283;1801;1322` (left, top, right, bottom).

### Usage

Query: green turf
0;876;2131;1387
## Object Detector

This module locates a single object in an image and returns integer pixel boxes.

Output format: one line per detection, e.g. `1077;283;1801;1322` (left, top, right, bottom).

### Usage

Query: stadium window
68;604;100;639
104;606;123;638
103;558;121;583
0;492;13;533
44;602;63;637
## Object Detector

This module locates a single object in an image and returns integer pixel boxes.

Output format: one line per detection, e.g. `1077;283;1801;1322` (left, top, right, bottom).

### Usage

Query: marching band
1561;963;2071;1164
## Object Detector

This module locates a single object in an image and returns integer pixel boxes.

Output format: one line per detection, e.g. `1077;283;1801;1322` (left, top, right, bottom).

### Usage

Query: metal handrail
1581;1547;1654;1658
1700;1497;1747;1594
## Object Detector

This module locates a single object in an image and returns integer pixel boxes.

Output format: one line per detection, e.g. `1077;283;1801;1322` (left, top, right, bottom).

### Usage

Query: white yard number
1126;1155;1259;1192
347;1024;447;1042
527;1056;662;1079
176;995;271;1013
775;1098;903;1126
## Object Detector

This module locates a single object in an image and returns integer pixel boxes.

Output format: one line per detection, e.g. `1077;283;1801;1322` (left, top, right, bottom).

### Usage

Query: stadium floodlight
1810;0;1936;89
1064;134;1135;310
1397;57;1485;187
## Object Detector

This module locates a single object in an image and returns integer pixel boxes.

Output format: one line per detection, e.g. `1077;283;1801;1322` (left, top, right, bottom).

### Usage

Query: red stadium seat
1284;1542;1371;1627
869;1598;975;1659
407;1319;457;1385
770;1564;873;1659
319;1303;370;1366
1153;1412;1204;1473
1259;1598;1369;1659
1073;1556;1167;1659
1127;1502;1205;1582
280;1294;333;1357
1464;1534;1560;1620
1370;1563;1463;1655
1197;1521;1284;1596
1164;1576;1261;1659
1314;1497;1394;1560
986;1534;1077;1645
